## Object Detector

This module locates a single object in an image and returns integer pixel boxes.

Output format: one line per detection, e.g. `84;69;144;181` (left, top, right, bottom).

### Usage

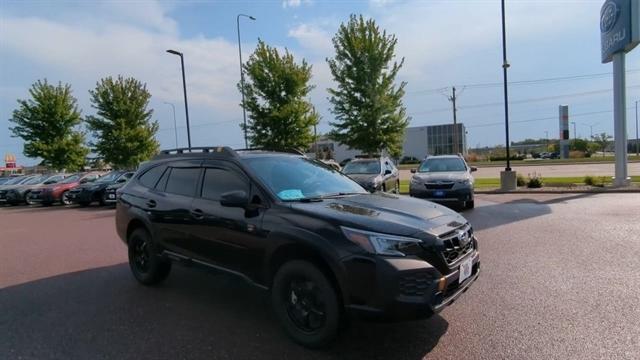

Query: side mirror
410;168;417;174
384;169;392;175
470;166;478;172
220;190;249;208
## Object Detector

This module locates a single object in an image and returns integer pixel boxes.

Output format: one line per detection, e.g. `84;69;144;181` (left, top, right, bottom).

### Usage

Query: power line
464;107;635;129
406;68;640;95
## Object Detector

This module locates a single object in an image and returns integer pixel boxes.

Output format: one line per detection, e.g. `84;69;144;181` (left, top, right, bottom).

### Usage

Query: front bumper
344;250;480;321
68;189;95;203
409;184;473;203
28;191;57;203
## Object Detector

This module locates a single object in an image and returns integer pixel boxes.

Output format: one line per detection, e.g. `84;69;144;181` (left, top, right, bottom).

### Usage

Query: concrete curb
476;188;640;194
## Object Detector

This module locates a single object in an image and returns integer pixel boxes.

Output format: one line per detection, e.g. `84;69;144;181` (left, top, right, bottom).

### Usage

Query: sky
1;0;639;166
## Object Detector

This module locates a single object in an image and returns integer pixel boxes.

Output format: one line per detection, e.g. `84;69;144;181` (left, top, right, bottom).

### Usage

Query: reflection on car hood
413;171;469;182
289;193;466;237
106;182;126;190
345;174;379;184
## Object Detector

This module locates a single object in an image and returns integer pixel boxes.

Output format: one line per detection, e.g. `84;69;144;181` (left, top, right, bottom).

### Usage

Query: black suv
115;147;479;347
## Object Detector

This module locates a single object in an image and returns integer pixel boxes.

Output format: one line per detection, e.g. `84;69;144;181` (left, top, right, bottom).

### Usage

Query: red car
28;172;102;205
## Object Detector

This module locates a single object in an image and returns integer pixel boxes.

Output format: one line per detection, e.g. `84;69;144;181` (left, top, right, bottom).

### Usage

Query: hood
288;193;467;238
412;171;469;182
106;182;126;190
76;181;109;190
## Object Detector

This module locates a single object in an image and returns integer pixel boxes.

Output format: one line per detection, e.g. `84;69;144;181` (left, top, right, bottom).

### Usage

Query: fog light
437;276;446;292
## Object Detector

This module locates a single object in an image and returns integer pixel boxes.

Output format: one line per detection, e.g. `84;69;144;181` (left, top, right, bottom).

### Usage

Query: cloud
0;12;242;114
288;23;333;56
282;0;312;9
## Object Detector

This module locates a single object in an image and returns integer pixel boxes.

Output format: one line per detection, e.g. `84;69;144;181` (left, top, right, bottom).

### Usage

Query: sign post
600;0;639;186
559;105;570;159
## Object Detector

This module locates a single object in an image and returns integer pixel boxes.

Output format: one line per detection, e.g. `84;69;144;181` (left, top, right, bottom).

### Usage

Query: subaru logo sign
600;0;638;63
600;1;620;32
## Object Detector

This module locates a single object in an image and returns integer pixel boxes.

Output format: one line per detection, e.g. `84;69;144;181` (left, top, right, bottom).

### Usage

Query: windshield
95;172;120;183
242;156;367;201
419;158;467;172
24;175;48;185
342;160;381;175
60;174;81;184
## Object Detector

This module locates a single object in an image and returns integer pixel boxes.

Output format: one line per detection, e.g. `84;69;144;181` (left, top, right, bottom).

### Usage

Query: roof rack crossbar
157;146;237;157
234;147;305;156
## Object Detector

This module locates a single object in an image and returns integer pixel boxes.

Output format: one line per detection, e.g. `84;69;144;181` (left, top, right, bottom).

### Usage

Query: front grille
425;182;454;190
399;272;433;297
440;225;474;265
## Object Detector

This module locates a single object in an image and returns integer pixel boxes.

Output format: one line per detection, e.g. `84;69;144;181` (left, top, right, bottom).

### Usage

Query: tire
99;192;107;206
466;200;475;209
61;191;72;205
25;191;35;205
127;228;171;285
271;260;340;348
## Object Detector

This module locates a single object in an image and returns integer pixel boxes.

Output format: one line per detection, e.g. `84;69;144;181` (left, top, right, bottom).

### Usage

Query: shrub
516;173;526;187
527;172;543;188
465;152;480;162
584;175;606;187
569;151;585;158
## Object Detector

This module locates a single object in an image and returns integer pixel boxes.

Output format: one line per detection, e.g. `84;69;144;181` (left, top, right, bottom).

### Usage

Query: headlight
458;179;470;185
341;227;423;256
410;176;421;184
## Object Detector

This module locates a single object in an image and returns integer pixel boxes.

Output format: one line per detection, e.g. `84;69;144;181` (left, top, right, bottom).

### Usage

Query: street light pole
500;0;511;172
237;14;256;149
635;100;639;156
163;102;178;148
166;49;191;150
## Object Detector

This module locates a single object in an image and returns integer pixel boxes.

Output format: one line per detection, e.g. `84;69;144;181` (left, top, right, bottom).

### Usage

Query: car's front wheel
127;228;171;285
61;191;72;205
271;260;340;348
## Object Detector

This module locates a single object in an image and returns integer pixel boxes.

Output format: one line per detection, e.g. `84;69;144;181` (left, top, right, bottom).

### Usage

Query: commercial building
402;123;467;160
307;123;467;162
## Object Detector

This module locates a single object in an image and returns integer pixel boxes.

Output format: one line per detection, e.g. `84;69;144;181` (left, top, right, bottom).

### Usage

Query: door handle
146;200;157;208
191;208;204;220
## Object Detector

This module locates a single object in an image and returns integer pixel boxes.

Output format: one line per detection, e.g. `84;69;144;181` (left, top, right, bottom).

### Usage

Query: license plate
459;257;473;284
433;190;445;197
108;194;115;199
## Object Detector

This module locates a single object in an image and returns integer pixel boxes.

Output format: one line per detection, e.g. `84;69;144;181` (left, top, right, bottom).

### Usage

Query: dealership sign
601;0;639;63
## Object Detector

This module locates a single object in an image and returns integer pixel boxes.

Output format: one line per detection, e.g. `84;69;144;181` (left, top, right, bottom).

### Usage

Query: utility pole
635;100;639;156
448;86;458;154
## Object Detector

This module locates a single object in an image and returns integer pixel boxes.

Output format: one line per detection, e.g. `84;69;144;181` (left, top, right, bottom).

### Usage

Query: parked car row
0;170;134;207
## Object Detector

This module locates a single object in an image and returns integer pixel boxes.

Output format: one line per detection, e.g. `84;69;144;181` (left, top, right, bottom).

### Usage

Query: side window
139;165;167;188
201;168;248;201
155;168;170;191
165;168;200;197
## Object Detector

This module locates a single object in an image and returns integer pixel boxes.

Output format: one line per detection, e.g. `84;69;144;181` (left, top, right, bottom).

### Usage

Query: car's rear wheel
61;191;72;205
127;228;171;285
24;191;35;205
99;192;107;206
271;260;340;348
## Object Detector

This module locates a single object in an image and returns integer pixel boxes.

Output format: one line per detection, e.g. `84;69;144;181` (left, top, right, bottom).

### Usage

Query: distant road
400;161;640;180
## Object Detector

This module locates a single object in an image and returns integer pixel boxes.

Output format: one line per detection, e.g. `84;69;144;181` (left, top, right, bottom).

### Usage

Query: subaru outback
115;147;480;347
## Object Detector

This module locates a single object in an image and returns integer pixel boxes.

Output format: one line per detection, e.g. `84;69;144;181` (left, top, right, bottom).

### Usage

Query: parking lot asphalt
1;193;639;360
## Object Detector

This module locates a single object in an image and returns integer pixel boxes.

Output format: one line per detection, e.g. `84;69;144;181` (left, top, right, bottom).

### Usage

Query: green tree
591;132;612;157
570;138;588;152
240;40;319;150
86;76;159;169
10;80;88;171
326;15;409;157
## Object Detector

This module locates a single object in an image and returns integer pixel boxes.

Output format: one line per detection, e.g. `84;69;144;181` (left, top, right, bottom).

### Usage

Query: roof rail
234;148;306;156
155;146;237;158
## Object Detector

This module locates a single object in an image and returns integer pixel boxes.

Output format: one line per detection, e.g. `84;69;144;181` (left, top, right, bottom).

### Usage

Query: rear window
165;168;200;197
138;165;167;188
